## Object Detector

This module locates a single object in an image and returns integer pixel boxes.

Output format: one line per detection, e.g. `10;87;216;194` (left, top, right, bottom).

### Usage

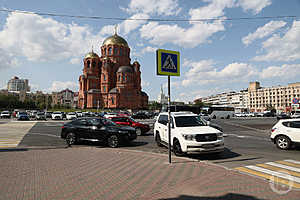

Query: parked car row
57;110;300;154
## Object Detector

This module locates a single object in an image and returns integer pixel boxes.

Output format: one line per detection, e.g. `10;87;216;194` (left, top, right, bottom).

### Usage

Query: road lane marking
245;165;300;183
235;167;300;189
235;160;300;189
257;164;300;178
29;132;61;138
276;160;300;168
285;160;300;165
266;162;300;173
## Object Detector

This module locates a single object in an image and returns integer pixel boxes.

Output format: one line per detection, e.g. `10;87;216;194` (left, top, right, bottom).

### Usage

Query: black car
277;113;290;120
61;117;137;147
131;112;149;119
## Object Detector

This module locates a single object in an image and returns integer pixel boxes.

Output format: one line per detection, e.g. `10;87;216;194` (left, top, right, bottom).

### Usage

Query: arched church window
92;61;96;68
119;48;122;56
118;75;121;82
123;74;125;81
103;86;106;92
103;74;106;81
87;60;90;68
114;47;117;55
103;48;106;55
111;97;114;104
108;47;112;55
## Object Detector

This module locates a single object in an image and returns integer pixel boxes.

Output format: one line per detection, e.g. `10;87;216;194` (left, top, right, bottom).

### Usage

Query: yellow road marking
276;160;300;168
235;167;300;189
257;164;300;178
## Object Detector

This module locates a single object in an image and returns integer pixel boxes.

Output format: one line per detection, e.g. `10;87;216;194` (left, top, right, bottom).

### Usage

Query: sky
0;0;300;103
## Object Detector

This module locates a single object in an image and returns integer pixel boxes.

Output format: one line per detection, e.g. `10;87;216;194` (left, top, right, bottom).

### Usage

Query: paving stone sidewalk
0;147;299;200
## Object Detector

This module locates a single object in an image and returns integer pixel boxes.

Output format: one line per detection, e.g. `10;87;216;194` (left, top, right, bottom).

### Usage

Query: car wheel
107;134;119;148
213;115;216;119
226;115;230;119
173;139;185;157
136;128;142;136
155;133;163;147
66;132;77;146
276;135;291;150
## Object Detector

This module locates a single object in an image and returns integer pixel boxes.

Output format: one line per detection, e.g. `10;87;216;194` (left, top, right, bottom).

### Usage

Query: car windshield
53;112;61;114
102;118;117;126
174;116;206;127
19;112;27;115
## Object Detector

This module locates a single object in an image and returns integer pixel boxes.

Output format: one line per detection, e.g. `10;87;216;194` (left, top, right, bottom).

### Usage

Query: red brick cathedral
78;32;148;109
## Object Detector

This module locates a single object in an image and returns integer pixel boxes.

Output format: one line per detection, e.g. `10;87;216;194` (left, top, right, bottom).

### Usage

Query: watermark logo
269;170;294;195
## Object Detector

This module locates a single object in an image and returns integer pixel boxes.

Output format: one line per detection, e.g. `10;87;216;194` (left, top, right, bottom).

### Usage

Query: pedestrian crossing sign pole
156;49;180;164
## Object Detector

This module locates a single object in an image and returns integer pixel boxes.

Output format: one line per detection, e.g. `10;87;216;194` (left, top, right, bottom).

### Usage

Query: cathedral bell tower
78;49;101;109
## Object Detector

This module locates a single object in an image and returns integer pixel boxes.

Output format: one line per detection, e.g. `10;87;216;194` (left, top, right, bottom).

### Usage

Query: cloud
260;64;300;80
0;48;19;70
124;0;181;16
49;81;78;92
237;0;271;15
189;0;235;20
0;12;104;66
70;58;81;65
140;21;225;48
181;60;258;87
29;83;40;92
139;0;238;48
141;46;157;54
183;59;215;74
120;13;150;35
242;21;287;46
253;20;300;62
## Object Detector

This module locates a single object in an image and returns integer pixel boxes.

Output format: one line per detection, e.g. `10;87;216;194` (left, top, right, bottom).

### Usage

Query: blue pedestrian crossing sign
156;49;180;76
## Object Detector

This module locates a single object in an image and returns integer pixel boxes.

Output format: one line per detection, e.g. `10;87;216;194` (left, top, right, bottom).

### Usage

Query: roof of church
102;33;129;48
117;66;133;73
84;51;99;59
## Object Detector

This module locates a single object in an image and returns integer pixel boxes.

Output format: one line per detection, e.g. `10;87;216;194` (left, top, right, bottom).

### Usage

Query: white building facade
197;82;300;113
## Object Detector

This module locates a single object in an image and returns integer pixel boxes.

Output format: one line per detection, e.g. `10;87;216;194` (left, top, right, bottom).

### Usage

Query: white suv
271;119;300;150
154;112;224;156
52;111;63;120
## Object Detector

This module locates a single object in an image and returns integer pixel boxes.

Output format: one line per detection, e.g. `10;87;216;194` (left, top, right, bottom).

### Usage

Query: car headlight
182;134;196;141
118;130;128;134
216;132;223;139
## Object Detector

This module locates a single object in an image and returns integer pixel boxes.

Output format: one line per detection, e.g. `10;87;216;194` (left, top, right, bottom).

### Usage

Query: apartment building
248;82;300;113
200;91;248;109
196;82;300;113
52;89;74;108
7;76;30;92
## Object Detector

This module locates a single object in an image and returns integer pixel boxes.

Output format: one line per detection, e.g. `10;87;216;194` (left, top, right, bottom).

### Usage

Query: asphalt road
10;117;300;169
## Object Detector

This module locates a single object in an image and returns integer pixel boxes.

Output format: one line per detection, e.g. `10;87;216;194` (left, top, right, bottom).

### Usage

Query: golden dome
102;34;129;47
84;51;99;59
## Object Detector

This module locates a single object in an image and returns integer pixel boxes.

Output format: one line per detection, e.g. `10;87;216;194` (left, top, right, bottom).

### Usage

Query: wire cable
0;8;299;22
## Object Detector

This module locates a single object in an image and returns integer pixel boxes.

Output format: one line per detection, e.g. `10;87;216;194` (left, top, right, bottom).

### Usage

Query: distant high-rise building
157;85;168;104
7;76;30;92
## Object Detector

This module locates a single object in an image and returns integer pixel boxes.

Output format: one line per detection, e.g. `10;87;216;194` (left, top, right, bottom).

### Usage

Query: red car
109;116;150;135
